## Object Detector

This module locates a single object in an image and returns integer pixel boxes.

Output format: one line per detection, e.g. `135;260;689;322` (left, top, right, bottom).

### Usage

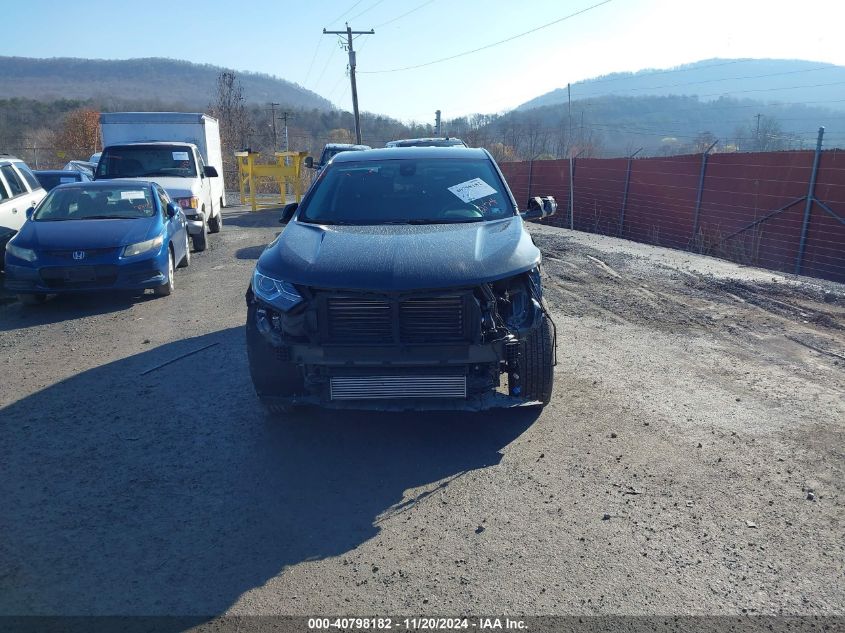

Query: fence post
795;127;825;275
618;147;642;237
568;150;584;230
527;159;534;201
691;139;718;243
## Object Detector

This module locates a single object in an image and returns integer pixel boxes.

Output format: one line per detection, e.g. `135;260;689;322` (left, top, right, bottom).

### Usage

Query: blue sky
3;0;844;122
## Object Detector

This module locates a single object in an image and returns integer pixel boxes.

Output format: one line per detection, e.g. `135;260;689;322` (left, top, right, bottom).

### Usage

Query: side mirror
304;156;314;169
166;202;180;218
521;196;557;219
25;207;35;220
203;166;219;178
280;202;298;224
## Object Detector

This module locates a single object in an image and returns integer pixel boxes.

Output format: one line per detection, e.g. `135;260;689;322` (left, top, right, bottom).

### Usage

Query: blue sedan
4;180;190;304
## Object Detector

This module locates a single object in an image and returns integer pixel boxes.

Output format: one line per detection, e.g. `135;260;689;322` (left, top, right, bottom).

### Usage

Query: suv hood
258;216;541;291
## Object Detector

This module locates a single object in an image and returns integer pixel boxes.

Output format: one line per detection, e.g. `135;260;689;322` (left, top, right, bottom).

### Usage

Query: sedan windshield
33;186;156;221
299;158;515;225
95;145;197;178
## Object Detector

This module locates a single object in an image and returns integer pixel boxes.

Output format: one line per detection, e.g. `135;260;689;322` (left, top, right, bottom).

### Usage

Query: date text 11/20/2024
307;618;527;630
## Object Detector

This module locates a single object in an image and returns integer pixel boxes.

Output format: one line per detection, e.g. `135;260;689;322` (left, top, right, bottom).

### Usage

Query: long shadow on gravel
0;291;154;331
0;326;536;624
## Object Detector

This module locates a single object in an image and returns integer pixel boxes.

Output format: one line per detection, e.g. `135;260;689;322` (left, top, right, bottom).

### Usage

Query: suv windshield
33;186;156;221
95;145;197;179
299;158;515;225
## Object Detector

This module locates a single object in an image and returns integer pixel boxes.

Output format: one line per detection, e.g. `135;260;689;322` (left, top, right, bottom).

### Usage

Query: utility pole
278;111;293;152
323;23;374;144
755;113;762;151
435;110;442;136
269;103;280;151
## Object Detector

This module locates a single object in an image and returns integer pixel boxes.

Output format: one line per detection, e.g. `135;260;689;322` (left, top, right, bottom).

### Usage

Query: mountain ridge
0;56;332;111
517;58;845;112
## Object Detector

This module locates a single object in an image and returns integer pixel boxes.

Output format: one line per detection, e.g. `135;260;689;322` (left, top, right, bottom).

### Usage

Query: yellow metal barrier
235;150;309;211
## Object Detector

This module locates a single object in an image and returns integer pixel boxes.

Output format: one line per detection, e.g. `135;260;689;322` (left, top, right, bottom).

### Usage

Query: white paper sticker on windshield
172;151;190;161
60;177;75;183
120;190;146;200
447;178;497;203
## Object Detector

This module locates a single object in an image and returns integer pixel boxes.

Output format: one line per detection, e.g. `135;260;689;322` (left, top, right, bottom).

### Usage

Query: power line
301;37;325;89
359;0;614;74
374;0;436;28
349;0;386;21
327;0;366;26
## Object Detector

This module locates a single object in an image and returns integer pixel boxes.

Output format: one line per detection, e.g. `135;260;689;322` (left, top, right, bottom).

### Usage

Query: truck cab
95;142;219;251
96;112;227;252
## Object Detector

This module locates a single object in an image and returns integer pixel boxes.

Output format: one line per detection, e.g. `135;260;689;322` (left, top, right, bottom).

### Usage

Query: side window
13;162;42;191
0;165;26;197
155;186;170;216
0;173;9;201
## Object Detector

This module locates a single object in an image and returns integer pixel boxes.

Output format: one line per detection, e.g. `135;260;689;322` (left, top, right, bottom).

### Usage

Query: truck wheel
208;204;222;234
522;315;554;405
192;218;208;252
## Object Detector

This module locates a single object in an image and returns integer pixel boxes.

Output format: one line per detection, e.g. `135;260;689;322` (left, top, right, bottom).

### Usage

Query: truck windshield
95;145;197;179
33;186;156;221
299;158;515;225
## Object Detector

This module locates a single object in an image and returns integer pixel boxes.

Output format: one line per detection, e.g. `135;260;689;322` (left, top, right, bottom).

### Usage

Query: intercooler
329;375;467;400
323;294;468;345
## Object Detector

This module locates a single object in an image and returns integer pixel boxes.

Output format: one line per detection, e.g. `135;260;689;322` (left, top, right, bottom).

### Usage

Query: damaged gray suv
246;147;557;412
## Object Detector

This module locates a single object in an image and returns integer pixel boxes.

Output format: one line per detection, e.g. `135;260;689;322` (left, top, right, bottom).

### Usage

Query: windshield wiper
139;170;189;178
383;218;484;225
304;219;358;226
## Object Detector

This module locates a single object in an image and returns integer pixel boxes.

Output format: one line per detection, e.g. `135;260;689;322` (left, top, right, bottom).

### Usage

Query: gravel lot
0;204;843;618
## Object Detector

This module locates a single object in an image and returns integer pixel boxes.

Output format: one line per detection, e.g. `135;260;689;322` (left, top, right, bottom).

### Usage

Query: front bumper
246;294;543;410
184;211;206;235
4;256;169;294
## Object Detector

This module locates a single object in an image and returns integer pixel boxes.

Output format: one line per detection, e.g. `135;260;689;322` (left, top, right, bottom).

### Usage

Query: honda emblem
73;250;85;260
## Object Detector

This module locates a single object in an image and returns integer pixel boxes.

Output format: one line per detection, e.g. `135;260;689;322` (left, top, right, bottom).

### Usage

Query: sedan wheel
178;232;191;268
154;249;175;297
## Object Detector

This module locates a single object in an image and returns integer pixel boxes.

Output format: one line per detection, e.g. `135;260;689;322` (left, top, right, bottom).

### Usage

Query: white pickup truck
95;112;226;251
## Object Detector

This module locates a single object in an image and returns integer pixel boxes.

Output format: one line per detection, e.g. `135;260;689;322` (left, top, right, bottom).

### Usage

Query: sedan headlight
252;269;303;311
122;235;164;258
6;241;37;262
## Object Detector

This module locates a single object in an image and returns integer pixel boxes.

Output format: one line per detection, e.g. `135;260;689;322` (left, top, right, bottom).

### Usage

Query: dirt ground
0;205;842;619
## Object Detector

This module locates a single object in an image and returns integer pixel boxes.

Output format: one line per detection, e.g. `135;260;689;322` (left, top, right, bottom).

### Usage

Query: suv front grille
323;293;469;345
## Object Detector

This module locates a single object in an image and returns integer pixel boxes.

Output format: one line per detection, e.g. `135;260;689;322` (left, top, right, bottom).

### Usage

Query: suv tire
208;204;222;234
522;315;554;405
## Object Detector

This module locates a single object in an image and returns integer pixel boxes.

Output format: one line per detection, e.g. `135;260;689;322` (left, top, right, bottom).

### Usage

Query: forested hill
517;58;845;112
0;56;332;110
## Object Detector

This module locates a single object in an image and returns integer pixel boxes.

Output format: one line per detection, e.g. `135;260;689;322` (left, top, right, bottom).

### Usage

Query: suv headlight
6;241;37;262
252;269;303;311
122;235;163;258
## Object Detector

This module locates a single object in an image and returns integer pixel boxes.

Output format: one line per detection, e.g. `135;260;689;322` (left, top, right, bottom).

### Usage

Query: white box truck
96;112;226;251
